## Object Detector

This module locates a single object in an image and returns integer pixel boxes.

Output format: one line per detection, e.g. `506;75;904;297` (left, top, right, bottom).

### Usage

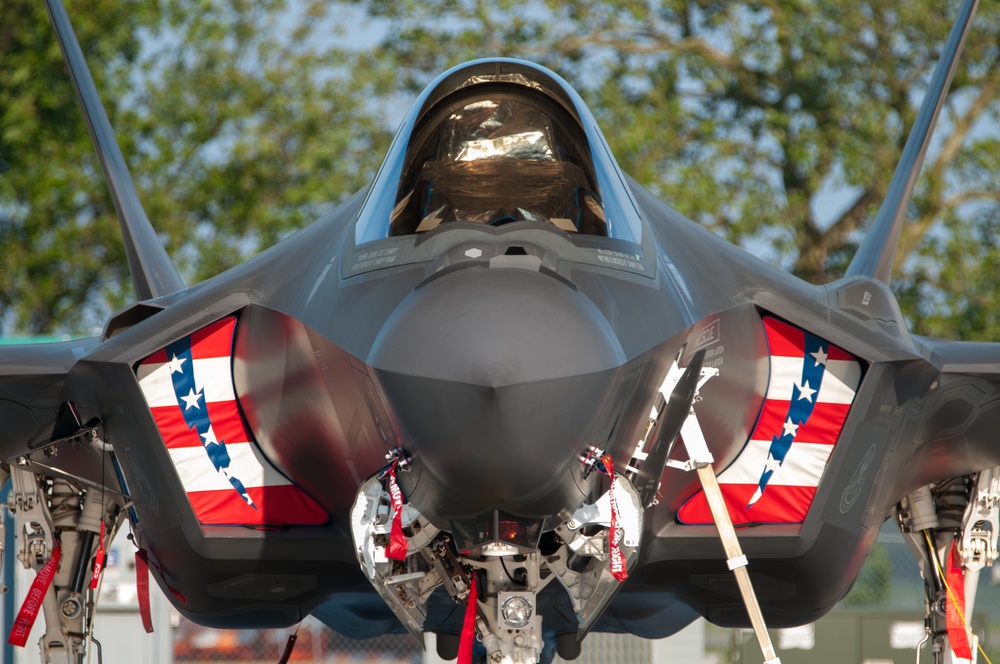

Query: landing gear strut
897;467;1000;663
2;426;125;664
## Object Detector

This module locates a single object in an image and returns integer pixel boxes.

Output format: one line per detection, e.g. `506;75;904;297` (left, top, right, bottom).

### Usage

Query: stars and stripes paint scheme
677;316;863;525
136;316;328;526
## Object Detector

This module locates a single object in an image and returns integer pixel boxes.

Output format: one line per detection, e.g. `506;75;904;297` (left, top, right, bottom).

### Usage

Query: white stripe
717;440;834;486
167;442;291;492
766;357;859;404
817;360;862;404
137;357;236;408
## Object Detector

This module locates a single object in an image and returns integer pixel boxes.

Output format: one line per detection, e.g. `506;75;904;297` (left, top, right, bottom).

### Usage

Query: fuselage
33;58;995;643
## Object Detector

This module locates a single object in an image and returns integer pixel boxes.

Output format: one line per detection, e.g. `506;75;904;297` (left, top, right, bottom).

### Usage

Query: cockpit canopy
354;59;643;246
389;88;607;236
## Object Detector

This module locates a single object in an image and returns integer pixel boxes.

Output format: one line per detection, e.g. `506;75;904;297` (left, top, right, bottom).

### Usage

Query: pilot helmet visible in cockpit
389;88;607;236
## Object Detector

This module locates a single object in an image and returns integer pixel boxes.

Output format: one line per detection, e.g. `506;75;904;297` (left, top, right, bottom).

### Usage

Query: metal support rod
661;351;779;663
70;530;96;594
695;464;780;664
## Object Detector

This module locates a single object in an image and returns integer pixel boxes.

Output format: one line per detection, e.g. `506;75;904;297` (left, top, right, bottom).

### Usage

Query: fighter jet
1;0;994;662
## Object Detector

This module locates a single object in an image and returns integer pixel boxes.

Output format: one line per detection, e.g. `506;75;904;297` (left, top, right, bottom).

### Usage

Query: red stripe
151;406;202;448
151;404;329;525
763;318;805;356
204;399;253;444
142;348;169;365
763;317;855;361
677;484;817;525
8;543;61;646
827;346;854;361
750;400;851;445
797;402;851;444
150;401;251;449
137;316;237;369
135;550;154;633
187;485;328;526
188;317;236;359
139;316;236;366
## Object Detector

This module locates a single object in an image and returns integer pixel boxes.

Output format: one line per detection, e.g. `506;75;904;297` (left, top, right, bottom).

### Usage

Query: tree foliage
840;541;892;607
1;0;155;333
1;0;393;333
2;0;999;338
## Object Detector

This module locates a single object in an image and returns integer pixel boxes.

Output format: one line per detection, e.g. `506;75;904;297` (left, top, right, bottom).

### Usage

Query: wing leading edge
0;339;97;459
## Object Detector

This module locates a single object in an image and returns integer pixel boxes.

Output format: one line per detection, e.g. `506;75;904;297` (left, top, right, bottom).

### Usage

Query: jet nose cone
369;265;625;521
371;265;625;387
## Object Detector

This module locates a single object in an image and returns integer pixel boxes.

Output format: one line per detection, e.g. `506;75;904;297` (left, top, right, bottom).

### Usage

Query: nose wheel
350;453;644;663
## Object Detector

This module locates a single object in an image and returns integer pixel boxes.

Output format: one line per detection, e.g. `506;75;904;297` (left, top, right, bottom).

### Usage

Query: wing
0;338;97;459
903;337;1000;488
918;338;1000;375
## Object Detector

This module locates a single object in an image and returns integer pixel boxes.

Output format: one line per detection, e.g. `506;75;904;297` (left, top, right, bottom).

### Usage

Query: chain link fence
725;522;1000;663
170;523;1000;663
172;621;691;664
173;616;422;663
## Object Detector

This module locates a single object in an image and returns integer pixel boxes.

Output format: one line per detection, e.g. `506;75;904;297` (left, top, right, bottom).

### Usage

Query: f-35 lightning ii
0;0;994;662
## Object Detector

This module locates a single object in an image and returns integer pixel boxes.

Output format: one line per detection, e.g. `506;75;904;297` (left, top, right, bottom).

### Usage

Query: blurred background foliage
1;0;998;336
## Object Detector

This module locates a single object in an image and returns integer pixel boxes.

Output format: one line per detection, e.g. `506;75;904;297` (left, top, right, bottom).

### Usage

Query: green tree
841;541;892;607
1;0;156;333
1;0;393;334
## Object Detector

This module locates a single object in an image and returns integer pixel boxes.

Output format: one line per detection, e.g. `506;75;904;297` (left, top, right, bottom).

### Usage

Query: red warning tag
458;571;478;664
90;521;106;590
135;549;155;633
946;541;972;659
602;454;628;583
9;542;62;647
386;460;408;561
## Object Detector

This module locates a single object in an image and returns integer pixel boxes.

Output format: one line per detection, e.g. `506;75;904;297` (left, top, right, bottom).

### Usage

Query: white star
201;425;218;446
810;346;829;366
797;380;817;402
782;418;800;438
764;454;782;474
167;354;187;374
180;388;203;410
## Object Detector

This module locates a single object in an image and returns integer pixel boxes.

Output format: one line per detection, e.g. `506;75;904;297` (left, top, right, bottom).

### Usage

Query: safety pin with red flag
386;460;408;561
9;542;62;647
600;454;628;583
90;521;106;590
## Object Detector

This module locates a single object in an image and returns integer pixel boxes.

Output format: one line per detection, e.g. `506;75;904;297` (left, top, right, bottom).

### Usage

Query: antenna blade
845;0;979;285
44;0;185;300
